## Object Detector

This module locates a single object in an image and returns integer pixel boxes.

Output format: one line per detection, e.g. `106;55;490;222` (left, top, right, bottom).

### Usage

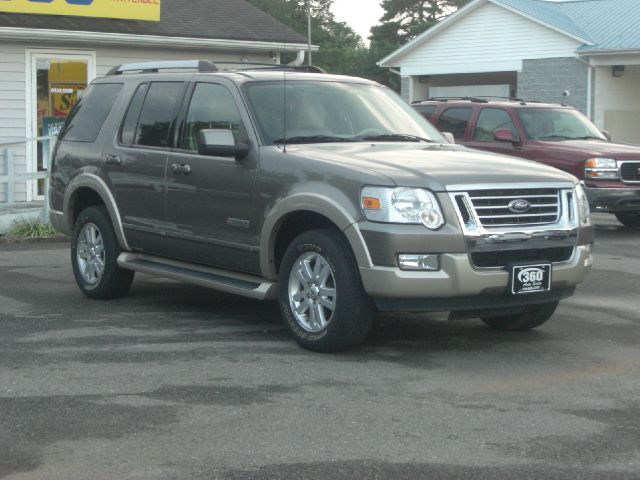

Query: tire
278;228;373;352
71;206;134;300
481;301;559;332
614;211;640;227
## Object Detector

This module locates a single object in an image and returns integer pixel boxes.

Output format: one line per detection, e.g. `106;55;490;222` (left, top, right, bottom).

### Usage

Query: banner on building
0;0;161;22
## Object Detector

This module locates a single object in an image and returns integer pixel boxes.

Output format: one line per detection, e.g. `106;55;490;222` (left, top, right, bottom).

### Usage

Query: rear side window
120;83;148;146
131;82;184;148
473;108;517;141
414;105;436;121
60;83;123;143
435;107;472;140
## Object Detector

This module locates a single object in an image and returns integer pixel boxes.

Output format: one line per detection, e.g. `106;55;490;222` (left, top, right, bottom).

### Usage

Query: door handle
171;163;192;175
104;154;122;166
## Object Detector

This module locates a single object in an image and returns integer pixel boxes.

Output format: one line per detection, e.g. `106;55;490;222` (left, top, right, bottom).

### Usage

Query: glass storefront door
28;51;94;199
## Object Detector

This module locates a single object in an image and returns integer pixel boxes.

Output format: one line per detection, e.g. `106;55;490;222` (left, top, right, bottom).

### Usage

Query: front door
28;50;94;200
165;80;260;274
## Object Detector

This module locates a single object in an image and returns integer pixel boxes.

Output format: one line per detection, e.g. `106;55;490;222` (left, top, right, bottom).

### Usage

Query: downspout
577;55;594;121
587;61;593;121
288;50;306;67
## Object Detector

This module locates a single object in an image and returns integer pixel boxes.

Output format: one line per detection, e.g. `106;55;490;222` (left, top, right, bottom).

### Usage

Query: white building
379;0;640;144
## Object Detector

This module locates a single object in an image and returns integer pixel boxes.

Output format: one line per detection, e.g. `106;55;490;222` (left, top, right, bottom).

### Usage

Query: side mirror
441;132;455;144
197;129;249;159
494;128;519;143
601;130;611;141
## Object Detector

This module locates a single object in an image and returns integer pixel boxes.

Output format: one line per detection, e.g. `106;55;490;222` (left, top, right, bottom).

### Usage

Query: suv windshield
516;108;605;141
243;80;445;145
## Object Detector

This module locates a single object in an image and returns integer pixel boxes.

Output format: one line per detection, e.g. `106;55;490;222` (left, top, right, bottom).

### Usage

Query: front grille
471;247;574;268
620;162;640;182
466;188;560;227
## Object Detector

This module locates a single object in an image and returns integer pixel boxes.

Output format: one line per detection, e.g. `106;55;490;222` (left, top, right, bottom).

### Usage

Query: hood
532;139;640;159
285;143;576;191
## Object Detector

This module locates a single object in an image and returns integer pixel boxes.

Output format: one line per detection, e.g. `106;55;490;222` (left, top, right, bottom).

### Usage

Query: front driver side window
473;108;517;142
181;83;245;152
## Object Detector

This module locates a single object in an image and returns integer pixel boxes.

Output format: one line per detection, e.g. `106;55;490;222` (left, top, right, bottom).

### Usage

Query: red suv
414;98;640;227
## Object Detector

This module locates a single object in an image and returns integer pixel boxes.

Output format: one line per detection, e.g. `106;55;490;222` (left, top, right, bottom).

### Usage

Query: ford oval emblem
508;199;532;213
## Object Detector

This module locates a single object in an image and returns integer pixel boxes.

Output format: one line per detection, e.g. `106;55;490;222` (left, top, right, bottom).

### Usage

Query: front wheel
614;211;640;227
278;228;373;352
71;206;134;300
481;301;559;332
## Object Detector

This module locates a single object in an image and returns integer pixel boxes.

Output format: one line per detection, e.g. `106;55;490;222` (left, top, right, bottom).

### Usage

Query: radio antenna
282;67;287;154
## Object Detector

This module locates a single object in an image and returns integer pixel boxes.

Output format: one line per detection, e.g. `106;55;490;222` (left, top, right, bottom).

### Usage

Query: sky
330;0;384;44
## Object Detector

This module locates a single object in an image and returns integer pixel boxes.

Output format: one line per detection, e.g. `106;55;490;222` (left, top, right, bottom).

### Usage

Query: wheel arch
64;173;130;251
260;193;373;280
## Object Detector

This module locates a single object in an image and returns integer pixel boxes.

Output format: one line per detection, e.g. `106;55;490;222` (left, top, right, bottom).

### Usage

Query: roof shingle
0;0;307;45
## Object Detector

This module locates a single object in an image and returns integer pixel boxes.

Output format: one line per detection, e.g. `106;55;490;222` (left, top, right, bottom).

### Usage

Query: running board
117;253;278;300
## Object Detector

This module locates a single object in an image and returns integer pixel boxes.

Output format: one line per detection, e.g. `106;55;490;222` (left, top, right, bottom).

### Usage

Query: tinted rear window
60;83;123;143
435;107;472;140
120;83;148;146
134;82;184;148
414;105;436;121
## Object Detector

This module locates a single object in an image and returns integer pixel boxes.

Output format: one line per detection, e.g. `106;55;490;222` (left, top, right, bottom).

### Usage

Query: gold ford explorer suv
49;61;594;352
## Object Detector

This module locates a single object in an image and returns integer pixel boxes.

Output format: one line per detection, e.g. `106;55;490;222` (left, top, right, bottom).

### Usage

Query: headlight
585;157;618;180
361;187;445;230
575;183;591;223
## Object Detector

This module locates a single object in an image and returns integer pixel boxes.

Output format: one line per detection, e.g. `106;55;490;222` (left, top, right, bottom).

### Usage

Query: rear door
433;106;473;142
164;78;261;274
105;80;187;253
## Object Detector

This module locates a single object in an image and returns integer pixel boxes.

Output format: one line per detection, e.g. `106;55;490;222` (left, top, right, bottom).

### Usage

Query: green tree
248;0;367;76
379;0;469;42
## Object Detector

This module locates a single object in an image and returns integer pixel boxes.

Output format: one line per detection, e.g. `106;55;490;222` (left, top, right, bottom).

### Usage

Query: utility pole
307;0;312;66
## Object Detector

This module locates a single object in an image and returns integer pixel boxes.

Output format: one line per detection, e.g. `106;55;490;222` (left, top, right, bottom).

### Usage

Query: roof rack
425;96;490;103
106;60;217;76
105;60;326;76
213;61;326;74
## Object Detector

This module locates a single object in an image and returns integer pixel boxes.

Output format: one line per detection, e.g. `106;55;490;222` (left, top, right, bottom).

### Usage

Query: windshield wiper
272;135;356;144
360;133;437;143
574;135;605;141
535;135;574;141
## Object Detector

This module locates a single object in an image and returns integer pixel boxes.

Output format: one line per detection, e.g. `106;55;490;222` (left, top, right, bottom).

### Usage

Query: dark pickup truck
414;99;640;227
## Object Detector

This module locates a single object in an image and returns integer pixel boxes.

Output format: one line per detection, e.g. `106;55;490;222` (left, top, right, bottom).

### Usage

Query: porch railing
0;136;56;224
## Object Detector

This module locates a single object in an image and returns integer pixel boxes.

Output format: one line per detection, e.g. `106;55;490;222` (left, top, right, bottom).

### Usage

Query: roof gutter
0;26;318;52
578;48;640;56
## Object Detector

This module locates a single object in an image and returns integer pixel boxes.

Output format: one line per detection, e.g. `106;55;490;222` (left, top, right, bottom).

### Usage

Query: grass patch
7;217;58;239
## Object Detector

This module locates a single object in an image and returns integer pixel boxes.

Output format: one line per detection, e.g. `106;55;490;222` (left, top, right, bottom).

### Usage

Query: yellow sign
0;0;161;22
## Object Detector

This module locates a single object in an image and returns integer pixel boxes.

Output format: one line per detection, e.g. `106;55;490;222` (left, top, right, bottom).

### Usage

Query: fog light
398;254;440;271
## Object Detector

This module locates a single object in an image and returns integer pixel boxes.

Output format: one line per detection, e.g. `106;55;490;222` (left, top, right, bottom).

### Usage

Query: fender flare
63;173;131;251
259;192;373;280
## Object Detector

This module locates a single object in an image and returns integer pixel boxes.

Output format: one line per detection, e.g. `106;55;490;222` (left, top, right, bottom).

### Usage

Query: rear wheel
71;206;134;300
481;301;559;332
278;228;373;352
614;211;640;227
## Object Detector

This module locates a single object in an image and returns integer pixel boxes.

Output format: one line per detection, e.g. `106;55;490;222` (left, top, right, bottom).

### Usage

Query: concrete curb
0;235;69;245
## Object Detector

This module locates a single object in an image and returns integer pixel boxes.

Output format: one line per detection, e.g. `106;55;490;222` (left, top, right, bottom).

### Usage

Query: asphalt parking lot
0;213;638;480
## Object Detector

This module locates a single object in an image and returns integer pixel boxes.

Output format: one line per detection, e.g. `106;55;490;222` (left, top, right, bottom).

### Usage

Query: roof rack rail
106;60;217;76
213;61;326;74
426;96;489;103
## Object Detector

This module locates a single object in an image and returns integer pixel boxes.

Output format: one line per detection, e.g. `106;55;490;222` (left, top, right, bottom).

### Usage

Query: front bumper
584;185;640;212
359;244;592;301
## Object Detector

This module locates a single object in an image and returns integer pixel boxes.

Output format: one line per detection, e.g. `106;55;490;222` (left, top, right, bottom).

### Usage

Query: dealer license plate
510;263;552;295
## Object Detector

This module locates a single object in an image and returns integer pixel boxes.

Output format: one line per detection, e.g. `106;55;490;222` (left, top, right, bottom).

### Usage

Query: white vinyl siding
398;2;581;76
0;42;27;202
